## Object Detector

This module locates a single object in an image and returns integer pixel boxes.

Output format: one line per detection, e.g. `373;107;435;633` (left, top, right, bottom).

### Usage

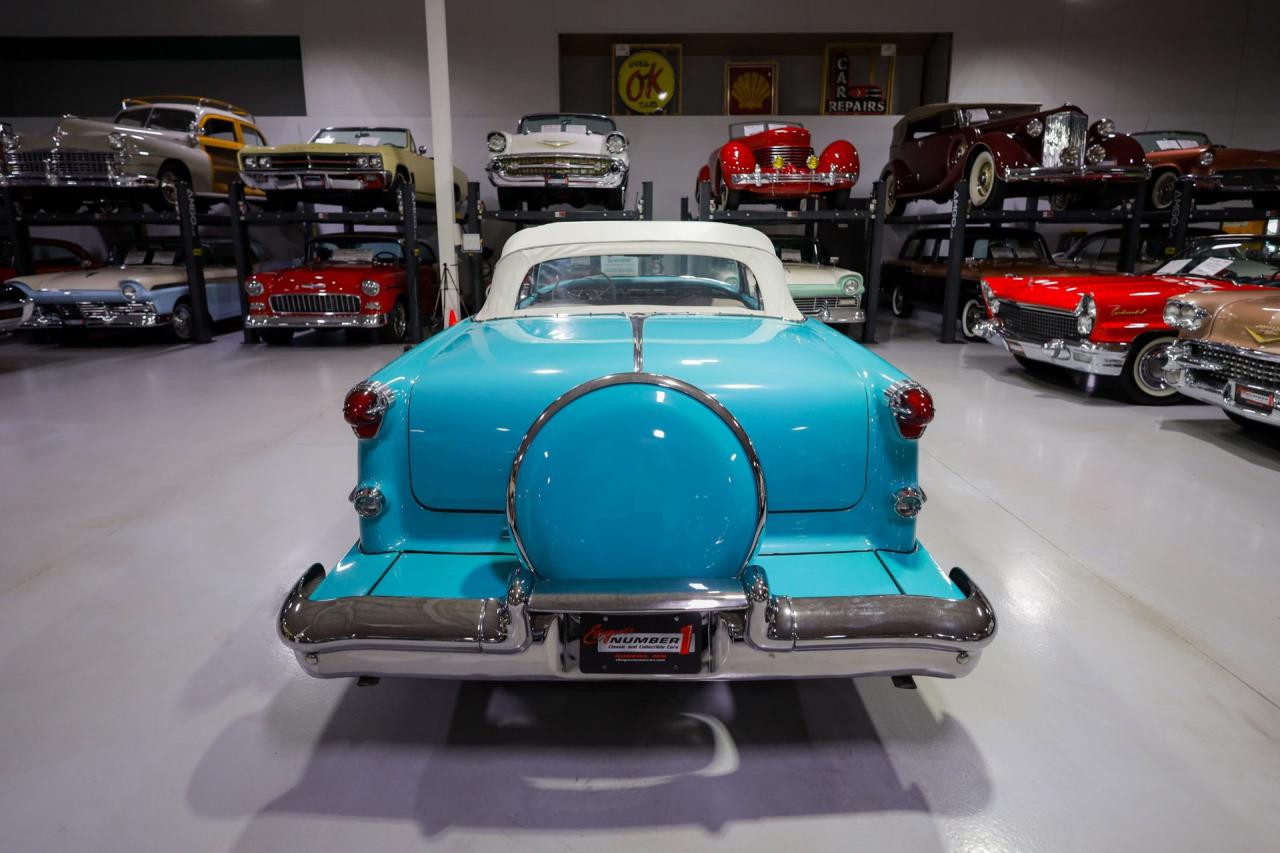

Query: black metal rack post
484;181;654;226
698;180;712;220
400;177;422;344
175;181;213;344
1;188;34;276
227;182;257;344
641;181;654;221
463;181;483;312
861;180;886;345
1117;178;1148;274
939;181;970;343
1169;176;1196;254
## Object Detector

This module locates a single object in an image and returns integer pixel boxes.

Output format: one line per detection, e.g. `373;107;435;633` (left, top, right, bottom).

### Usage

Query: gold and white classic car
239;126;468;211
0;96;267;210
485;113;630;211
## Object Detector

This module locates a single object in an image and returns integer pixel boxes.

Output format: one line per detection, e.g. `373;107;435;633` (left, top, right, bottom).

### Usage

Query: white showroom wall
5;0;1280;220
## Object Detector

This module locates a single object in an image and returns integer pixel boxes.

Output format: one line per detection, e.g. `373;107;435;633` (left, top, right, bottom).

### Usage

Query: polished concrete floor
2;318;1279;852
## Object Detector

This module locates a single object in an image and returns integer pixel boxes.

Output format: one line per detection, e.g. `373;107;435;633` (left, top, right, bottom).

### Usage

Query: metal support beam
1117;178;1147;274
641;181;653;220
176;181;212;344
1169;176;1195;255
424;0;460;327
2;188;34;276
227;182;257;344
940;180;969;344
680;196;690;222
401;176;422;345
464;181;483;310
861;180;886;345
698;180;712;221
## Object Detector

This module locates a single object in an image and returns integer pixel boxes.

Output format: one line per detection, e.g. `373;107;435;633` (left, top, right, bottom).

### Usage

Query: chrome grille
792;297;840;315
75;301;154;321
753;145;814;169
4;149;116;179
1041;112;1087;169
999;302;1079;342
1186;341;1280;389
494;155;616;177
270;293;362;315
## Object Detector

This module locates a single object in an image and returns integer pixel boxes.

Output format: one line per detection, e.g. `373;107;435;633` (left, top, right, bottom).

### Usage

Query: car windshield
970;233;1048;261
516;254;762;311
110;244;184;266
1156;237;1280;284
310;128;408;148
518;114;615;135
730;121;802;138
1132;131;1212;153
960;105;1039;125
309;237;403;264
772;240;819;264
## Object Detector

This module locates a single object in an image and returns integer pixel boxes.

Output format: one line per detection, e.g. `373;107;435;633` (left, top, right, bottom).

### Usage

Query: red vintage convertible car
1132;130;1280;211
881;103;1148;214
978;233;1278;404
1;237;99;282
244;233;439;345
696;121;859;210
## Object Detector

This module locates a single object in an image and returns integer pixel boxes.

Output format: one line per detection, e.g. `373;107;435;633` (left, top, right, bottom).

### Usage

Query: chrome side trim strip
505;372;767;580
630;313;646;372
528;577;748;613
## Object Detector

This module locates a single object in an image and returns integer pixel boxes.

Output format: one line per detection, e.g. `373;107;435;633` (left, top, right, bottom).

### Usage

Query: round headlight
369;154;382;169
107;132;125;151
258;155;271;168
1092;118;1116;137
1164;299;1208;331
119;281;139;301
487;132;507;153
1;132;18;152
980;280;995;302
605;132;628;155
1086;144;1107;166
841;276;861;296
1199;150;1215;167
244;277;264;296
1025;118;1044;138
361;279;380;296
356;155;370;168
243;155;257;169
1076;294;1096;335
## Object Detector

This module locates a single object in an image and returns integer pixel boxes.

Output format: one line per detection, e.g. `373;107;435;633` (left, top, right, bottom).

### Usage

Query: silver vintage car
485;113;629;211
0;96;267;210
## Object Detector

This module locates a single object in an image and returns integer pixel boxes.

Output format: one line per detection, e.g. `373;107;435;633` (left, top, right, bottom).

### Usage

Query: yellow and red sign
725;61;778;116
613;44;681;115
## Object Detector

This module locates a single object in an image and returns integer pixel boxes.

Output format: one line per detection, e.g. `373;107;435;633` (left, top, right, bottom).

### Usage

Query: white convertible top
476;221;804;321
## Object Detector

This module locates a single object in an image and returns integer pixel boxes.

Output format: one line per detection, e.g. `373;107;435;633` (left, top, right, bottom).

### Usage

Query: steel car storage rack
684;179;888;344
483;181;653;226
0;182;227;343
883;176;1277;343
227;179;440;345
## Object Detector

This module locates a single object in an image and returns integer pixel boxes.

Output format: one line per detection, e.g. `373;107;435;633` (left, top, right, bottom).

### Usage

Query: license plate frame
1234;382;1276;412
545;174;570;188
577;612;704;675
301;175;326;189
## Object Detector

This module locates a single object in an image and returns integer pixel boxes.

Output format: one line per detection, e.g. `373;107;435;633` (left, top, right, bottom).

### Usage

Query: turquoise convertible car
279;221;995;681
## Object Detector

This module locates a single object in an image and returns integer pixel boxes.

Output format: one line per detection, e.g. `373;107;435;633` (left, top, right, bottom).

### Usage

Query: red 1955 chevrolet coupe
245;233;439;345
696;121;859;211
978;233;1279;404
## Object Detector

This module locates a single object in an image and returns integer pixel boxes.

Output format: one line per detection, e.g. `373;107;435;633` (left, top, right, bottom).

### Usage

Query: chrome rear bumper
279;562;996;681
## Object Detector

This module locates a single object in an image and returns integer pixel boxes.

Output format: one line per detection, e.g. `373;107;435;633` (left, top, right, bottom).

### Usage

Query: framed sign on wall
613;43;682;115
724;60;778;116
820;43;896;115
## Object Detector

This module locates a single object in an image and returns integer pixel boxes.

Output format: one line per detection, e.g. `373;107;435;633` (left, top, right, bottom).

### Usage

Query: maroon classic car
1132;130;1280;210
1;237;98;283
696;121;859;210
244;233;439;345
881;103;1148;214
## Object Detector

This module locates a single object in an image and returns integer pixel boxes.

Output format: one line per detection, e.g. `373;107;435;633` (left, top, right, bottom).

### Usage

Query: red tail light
885;381;935;440
343;381;393;438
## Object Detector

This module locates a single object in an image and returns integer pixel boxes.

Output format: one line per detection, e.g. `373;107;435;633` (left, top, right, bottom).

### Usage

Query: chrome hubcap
1154;176;1176;208
963;300;983;336
392;304;407;338
172;305;192;339
893;288;905;314
1136;339;1176;393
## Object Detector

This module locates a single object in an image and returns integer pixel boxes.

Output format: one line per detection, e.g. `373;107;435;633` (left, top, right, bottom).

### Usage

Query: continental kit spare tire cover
509;375;764;581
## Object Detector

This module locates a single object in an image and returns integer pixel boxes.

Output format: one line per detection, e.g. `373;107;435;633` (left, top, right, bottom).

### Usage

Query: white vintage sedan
772;236;865;330
485;113;629;211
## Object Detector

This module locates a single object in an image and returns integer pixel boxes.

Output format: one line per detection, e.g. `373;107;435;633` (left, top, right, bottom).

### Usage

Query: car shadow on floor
1158;416;1280;470
187;675;988;845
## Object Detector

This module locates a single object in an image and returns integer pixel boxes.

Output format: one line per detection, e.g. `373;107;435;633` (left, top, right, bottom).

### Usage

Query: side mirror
418;145;429;155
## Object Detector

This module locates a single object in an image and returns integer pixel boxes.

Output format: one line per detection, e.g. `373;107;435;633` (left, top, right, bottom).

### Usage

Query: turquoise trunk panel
371;552;518;599
310;543;399;601
756;551;900;598
640;315;869;512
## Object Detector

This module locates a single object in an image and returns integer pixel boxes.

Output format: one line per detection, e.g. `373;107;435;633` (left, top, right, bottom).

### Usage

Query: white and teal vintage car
279;221;995;681
772;235;865;330
11;239;247;341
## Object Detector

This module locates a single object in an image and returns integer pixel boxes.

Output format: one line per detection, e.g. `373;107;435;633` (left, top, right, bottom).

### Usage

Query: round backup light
343;381;394;439
893;486;927;518
349;486;386;518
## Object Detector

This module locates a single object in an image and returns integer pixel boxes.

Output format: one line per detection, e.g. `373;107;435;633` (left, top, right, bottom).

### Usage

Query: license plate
578;612;703;675
1006;340;1025;356
1235;384;1276;411
302;175;325;188
546;175;569;187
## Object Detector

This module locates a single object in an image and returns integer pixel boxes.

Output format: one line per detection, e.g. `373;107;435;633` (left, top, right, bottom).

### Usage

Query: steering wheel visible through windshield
515;254;763;311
